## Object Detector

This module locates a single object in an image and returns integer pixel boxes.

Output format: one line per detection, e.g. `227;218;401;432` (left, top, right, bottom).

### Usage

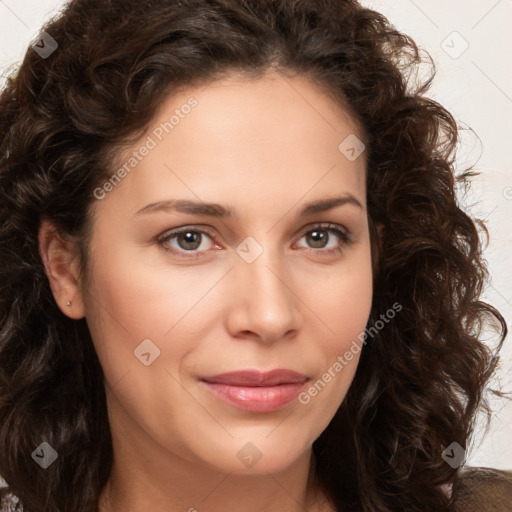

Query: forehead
100;71;367;217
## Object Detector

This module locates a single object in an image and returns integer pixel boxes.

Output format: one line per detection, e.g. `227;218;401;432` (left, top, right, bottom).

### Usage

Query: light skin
39;70;374;511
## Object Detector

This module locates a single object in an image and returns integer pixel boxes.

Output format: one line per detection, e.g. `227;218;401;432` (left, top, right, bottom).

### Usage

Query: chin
189;433;313;475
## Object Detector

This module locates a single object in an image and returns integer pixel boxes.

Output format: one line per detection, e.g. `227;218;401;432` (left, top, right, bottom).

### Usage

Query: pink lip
200;369;308;412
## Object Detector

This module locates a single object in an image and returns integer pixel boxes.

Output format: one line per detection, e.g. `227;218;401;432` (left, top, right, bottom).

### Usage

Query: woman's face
81;71;373;474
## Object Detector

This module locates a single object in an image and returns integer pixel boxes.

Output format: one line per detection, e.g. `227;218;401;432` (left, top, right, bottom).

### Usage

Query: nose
225;248;303;344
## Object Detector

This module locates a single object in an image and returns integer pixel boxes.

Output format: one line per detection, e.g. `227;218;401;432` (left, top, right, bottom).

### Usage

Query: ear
38;218;86;319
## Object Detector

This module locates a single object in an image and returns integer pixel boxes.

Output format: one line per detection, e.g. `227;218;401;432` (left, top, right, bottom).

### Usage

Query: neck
100;448;332;512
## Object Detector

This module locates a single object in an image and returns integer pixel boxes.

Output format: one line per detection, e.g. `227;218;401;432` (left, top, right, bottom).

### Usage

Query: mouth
200;369;309;413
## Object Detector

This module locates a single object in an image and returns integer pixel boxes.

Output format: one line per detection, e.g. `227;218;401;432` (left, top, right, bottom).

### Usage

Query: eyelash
157;223;352;259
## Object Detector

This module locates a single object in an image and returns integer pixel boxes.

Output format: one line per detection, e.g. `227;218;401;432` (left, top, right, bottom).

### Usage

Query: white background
0;0;510;470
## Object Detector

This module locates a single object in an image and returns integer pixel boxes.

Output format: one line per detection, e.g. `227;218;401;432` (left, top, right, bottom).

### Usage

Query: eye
295;223;351;255
157;226;218;258
157;223;351;259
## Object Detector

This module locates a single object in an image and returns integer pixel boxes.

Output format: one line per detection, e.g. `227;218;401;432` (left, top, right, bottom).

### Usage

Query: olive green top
453;466;512;511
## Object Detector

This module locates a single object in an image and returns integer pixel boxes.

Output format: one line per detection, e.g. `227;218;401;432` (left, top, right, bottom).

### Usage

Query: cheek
82;239;228;386
84;236;207;336
307;247;373;347
299;246;373;402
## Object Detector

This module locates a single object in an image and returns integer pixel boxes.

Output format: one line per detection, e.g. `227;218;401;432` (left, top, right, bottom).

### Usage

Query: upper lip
201;369;308;387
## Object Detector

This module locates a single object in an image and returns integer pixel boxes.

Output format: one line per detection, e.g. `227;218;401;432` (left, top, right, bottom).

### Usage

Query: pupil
179;232;201;250
309;230;327;248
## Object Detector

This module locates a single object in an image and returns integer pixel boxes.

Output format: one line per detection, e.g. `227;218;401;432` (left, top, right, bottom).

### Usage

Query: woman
0;0;510;510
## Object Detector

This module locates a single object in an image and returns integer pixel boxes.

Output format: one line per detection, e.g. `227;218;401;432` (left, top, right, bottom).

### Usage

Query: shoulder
452;466;512;512
0;476;20;512
0;492;20;512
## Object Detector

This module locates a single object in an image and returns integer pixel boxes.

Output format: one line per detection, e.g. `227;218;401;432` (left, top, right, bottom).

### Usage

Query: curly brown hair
0;0;507;511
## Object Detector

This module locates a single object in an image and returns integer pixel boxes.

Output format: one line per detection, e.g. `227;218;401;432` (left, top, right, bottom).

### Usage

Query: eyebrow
134;194;363;218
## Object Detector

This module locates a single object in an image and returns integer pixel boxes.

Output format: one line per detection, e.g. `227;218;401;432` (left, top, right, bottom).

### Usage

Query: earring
66;300;72;307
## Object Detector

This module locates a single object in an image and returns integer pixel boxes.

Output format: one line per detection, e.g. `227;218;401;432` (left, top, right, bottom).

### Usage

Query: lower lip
201;381;307;412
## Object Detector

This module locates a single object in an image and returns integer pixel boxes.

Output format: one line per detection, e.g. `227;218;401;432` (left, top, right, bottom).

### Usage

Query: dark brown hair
0;0;507;510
